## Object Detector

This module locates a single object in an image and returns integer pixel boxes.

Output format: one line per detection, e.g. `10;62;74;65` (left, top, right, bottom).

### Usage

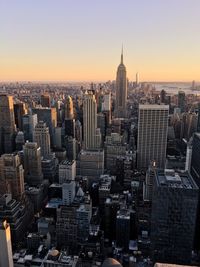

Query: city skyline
1;0;200;82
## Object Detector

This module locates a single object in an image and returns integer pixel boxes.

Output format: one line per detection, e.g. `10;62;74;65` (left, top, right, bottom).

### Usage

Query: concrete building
77;150;104;183
83;90;101;150
41;93;51;108
115;49;127;118
23;142;43;186
178;91;186;113
65;95;74;119
62;180;76;205
0;94;16;154
105;133;126;173
116;209;130;251
22;113;38;142
34;121;51;158
190;133;200;249
151;169;198;264
137;104;169;170
59;160;76;184
0;220;13;267
0;194;34;243
14;102;27;131
0;153;24;200
32;107;57;146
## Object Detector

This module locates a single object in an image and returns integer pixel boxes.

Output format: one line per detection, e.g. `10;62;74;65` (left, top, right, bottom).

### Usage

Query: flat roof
156;169;198;190
139;104;169;110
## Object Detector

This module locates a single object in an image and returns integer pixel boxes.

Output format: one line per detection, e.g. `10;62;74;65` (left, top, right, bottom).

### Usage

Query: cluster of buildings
0;51;200;267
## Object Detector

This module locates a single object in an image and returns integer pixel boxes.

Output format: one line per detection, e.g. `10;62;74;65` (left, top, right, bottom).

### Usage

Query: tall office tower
23;142;43;186
0;95;15;154
65;95;74;119
135;72;139;87
41;93;51;107
22;113;38;141
115;48;127;118
14;102;27;130
116;209;130;251
0;153;24;200
83;90;101;150
75;120;82;144
160;89;166;104
32;107;57;145
102;93;111;125
197;103;200;132
190;133;200;249
59;160;76;184
144;160;156;201
15;131;25;150
64;118;75;138
77;150;104;183
178;91;186;113
62;180;76;205
151;169;198;264
0;220;13;267
97;113;106;139
137;104;169;170
33;121;51;158
65;136;76;161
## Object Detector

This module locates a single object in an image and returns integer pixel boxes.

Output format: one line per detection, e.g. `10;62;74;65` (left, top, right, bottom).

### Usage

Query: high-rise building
0;95;15;154
22;113;38;142
64;118;75;138
115;48;127;118
62;180;76;205
178;91;186;113
65;136;76;161
190;133;200;249
137;104;169;170
41;93;51;108
32;107;57;146
65;95;74;119
116;209;130;251
23;142;43;186
77;149;104;184
34;121;51;158
15;131;25;151
83;90;101;150
151;169;198;264
0;220;13;267
0;153;24;200
59;160;76;184
14;102;27;130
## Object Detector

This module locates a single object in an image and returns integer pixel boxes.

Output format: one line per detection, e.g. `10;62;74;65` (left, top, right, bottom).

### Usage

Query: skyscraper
137;104;169;169
151;169;198;264
41;93;51;108
115;48;127;118
0;95;15;154
34;121;51;158
0;220;13;267
14;102;27;130
23;142;43;186
22;113;38;142
0;153;24;200
65;95;74;119
83;90;100;150
178;91;186;113
190;133;200;249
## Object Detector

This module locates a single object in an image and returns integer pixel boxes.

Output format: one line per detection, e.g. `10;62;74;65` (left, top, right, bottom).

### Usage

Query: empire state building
115;49;127;118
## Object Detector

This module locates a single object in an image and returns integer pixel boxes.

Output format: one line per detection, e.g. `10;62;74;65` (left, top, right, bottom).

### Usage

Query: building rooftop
155;169;198;190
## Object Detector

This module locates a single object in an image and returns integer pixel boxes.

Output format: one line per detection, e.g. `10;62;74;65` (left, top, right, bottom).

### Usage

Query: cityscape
1;1;200;267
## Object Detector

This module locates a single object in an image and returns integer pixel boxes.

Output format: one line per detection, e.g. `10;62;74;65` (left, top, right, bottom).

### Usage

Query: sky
1;0;200;82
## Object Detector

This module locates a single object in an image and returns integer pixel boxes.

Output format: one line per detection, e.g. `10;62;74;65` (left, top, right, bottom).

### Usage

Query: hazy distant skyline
1;0;200;82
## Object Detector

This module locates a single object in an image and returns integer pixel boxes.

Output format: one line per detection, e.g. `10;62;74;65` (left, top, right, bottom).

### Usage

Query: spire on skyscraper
121;45;123;64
